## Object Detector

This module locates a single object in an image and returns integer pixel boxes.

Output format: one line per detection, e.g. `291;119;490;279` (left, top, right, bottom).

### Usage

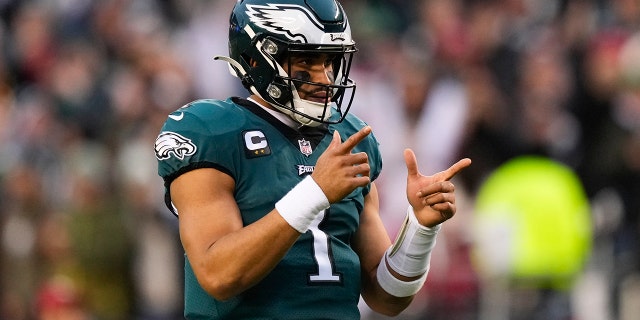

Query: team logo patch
155;132;197;160
298;138;313;156
244;130;271;158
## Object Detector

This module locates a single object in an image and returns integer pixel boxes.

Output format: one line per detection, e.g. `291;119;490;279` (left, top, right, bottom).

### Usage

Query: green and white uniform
155;97;382;319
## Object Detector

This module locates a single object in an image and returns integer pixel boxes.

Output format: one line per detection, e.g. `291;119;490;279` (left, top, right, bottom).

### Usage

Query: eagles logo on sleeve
155;131;197;160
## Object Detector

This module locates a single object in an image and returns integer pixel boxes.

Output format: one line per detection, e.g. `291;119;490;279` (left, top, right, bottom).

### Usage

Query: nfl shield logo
298;139;313;156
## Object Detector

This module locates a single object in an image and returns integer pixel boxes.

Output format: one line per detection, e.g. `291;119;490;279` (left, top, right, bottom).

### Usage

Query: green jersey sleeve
155;98;245;214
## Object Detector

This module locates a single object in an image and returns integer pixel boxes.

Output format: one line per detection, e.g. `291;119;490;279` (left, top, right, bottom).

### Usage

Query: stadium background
0;0;638;319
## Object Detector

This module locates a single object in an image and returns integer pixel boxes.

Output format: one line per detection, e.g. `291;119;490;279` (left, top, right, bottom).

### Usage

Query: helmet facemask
257;37;357;126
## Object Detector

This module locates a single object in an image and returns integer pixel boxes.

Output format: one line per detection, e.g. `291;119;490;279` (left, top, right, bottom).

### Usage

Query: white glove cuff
376;258;427;297
275;175;330;233
386;206;441;277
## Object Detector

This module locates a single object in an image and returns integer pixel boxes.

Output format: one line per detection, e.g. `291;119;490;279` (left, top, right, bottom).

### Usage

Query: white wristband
275;175;330;233
375;207;440;297
376;258;427;297
387;206;440;277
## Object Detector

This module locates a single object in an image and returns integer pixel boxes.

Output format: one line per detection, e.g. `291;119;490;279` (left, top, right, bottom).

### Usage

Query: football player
154;0;471;318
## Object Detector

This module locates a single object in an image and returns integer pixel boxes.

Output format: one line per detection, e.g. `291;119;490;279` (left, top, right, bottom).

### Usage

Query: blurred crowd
0;0;638;319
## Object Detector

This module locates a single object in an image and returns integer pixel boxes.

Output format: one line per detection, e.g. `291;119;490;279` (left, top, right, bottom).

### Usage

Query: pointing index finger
436;158;472;181
337;126;371;153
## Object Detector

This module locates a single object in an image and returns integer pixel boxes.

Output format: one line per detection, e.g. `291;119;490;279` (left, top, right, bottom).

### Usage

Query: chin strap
289;97;327;127
214;55;327;127
214;55;255;90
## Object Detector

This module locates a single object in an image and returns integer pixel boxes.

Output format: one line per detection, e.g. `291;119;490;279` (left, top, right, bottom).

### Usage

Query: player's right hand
312;126;372;203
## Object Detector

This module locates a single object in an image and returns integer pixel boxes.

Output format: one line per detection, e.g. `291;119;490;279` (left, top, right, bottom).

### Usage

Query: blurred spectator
35;275;90;320
61;140;134;320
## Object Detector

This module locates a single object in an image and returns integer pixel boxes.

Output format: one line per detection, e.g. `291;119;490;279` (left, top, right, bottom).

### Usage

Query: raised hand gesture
312;126;372;204
404;149;472;227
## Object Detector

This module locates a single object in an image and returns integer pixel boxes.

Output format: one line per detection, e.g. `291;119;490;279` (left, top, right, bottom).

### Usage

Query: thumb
404;148;419;177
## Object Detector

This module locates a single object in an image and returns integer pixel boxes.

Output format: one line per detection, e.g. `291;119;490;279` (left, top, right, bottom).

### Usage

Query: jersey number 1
308;210;342;283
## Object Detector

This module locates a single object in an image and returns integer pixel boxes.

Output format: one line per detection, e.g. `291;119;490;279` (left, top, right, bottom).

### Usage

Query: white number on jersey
308;210;341;283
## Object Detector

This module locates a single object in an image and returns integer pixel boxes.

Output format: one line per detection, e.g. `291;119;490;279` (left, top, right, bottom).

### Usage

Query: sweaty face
283;52;337;104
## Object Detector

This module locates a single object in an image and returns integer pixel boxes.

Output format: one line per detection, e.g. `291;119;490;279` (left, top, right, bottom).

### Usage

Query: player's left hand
403;149;472;228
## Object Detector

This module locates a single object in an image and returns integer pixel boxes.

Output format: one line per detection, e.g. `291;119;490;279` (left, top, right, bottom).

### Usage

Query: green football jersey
155;97;383;319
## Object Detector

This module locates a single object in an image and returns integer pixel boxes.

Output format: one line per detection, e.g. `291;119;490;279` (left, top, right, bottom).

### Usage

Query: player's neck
247;96;300;129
